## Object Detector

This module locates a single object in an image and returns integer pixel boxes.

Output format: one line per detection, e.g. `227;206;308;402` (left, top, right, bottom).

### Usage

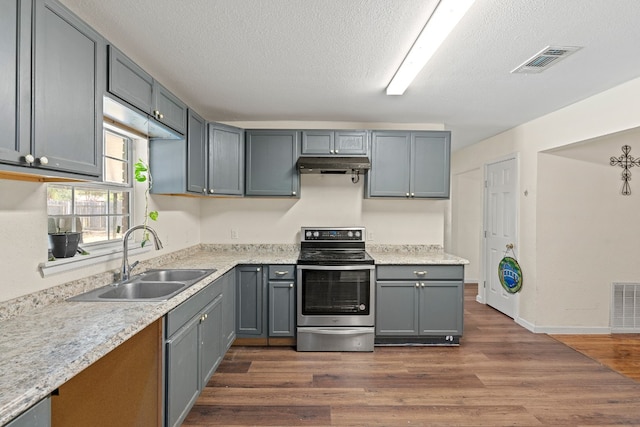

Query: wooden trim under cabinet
51;319;163;427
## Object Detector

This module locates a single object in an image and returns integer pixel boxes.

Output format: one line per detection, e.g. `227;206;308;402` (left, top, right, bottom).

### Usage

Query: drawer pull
275;271;288;276
414;271;427;276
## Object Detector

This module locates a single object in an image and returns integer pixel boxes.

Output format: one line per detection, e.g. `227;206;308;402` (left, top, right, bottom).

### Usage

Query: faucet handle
129;260;140;275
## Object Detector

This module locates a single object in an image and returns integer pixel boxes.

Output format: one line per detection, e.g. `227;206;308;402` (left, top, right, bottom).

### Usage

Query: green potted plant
134;159;159;247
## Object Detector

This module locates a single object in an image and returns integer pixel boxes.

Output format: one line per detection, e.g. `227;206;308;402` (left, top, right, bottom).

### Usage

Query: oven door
297;265;375;327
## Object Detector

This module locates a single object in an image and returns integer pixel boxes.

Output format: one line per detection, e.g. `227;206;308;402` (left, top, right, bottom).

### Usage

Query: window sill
39;243;151;278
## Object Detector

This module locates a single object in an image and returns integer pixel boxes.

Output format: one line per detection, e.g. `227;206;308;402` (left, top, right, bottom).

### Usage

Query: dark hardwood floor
183;285;640;426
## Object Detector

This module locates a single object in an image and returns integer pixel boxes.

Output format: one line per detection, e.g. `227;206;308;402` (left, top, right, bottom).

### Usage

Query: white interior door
484;158;518;318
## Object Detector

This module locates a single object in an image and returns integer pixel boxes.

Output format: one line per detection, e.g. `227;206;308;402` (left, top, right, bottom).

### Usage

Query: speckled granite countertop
0;244;467;425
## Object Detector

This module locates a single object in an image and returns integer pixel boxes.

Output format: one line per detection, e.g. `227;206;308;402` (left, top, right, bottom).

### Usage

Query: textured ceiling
59;0;640;150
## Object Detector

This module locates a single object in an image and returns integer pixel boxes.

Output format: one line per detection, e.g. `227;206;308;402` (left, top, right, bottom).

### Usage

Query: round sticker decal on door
498;256;522;293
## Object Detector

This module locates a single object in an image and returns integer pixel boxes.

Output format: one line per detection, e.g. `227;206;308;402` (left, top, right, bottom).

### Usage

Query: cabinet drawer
268;265;295;280
166;279;222;337
376;265;463;281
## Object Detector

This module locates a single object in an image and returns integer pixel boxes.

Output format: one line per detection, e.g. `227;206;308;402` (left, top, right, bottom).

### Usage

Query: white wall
451;75;640;331
200;174;446;245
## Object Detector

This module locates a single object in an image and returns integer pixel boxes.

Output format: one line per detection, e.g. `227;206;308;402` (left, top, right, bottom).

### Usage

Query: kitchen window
47;127;133;247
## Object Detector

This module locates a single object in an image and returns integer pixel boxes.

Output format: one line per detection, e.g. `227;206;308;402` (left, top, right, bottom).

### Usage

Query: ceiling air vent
511;45;582;74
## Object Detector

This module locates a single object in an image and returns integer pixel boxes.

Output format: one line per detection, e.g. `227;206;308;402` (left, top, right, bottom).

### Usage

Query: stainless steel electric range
296;227;375;352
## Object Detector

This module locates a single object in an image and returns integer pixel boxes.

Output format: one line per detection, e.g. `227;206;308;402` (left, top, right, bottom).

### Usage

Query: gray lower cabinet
207;122;244;196
268;265;296;337
245;130;300;197
0;0;103;179
301;130;369;156
236;265;296;340
165;276;227;427
236;265;266;337
6;397;50;427
221;269;237;349
367;131;451;199
375;265;464;344
107;45;187;134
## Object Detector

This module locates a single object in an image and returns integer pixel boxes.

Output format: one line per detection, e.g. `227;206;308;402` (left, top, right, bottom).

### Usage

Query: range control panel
301;227;365;242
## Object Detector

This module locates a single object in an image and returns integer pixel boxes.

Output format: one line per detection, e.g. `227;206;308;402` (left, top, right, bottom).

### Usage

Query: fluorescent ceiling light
386;0;475;95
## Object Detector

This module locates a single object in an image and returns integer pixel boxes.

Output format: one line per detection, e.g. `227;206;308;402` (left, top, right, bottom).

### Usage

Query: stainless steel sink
138;269;213;283
68;268;217;302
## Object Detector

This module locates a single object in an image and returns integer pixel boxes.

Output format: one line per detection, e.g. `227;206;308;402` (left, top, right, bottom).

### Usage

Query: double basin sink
68;268;217;302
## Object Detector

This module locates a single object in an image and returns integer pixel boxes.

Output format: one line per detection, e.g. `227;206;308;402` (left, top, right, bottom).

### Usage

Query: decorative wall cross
610;145;640;195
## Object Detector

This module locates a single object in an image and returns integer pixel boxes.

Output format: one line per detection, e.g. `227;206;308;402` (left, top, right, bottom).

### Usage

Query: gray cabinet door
236;266;265;337
222;269;236;350
376;281;419;336
301;130;368;156
107;45;154;115
187;109;207;194
268;280;295;337
0;0;31;165
208;123;244;195
6;397;50;427
301;131;333;155
199;293;224;388
411;132;451;198
33;0;104;177
166;315;200;427
367;131;411;197
245;130;300;197
418;281;463;336
335;131;368;155
154;81;187;134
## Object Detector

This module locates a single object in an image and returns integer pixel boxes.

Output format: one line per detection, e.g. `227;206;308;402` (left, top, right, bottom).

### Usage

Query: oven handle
296;265;375;271
299;327;375;335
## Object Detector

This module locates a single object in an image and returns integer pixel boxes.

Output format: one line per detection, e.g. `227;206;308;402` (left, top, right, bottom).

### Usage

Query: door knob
506;243;514;249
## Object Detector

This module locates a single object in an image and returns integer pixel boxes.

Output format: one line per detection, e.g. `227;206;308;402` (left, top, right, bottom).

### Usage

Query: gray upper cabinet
0;0;31;166
107;45;187;134
1;0;103;179
186;109;207;194
207;123;244;196
301;130;368;156
367;131;451;199
245;130;300;197
32;0;104;178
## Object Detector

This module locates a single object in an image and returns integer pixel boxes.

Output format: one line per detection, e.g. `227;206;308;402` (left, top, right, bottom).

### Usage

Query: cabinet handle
203;188;207;194
159;113;164;119
335;150;339;154
410;192;415;197
421;283;426;288
256;267;261;272
414;271;427;276
330;150;334;154
24;154;35;164
209;189;215;194
289;283;293;288
415;283;420;288
292;191;297;196
275;271;288;276
153;109;158;117
406;193;410;197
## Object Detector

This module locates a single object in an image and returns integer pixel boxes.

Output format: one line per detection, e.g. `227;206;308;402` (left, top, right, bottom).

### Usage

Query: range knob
313;231;319;237
305;231;312;238
355;231;361;238
347;231;353;237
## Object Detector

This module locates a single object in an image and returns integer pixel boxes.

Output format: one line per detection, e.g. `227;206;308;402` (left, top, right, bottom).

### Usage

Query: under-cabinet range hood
297;156;371;174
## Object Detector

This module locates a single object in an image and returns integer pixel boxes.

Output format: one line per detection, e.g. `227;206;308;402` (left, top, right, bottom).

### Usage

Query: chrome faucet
121;225;163;281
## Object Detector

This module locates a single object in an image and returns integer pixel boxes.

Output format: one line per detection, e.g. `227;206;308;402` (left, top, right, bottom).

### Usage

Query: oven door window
301;269;371;316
